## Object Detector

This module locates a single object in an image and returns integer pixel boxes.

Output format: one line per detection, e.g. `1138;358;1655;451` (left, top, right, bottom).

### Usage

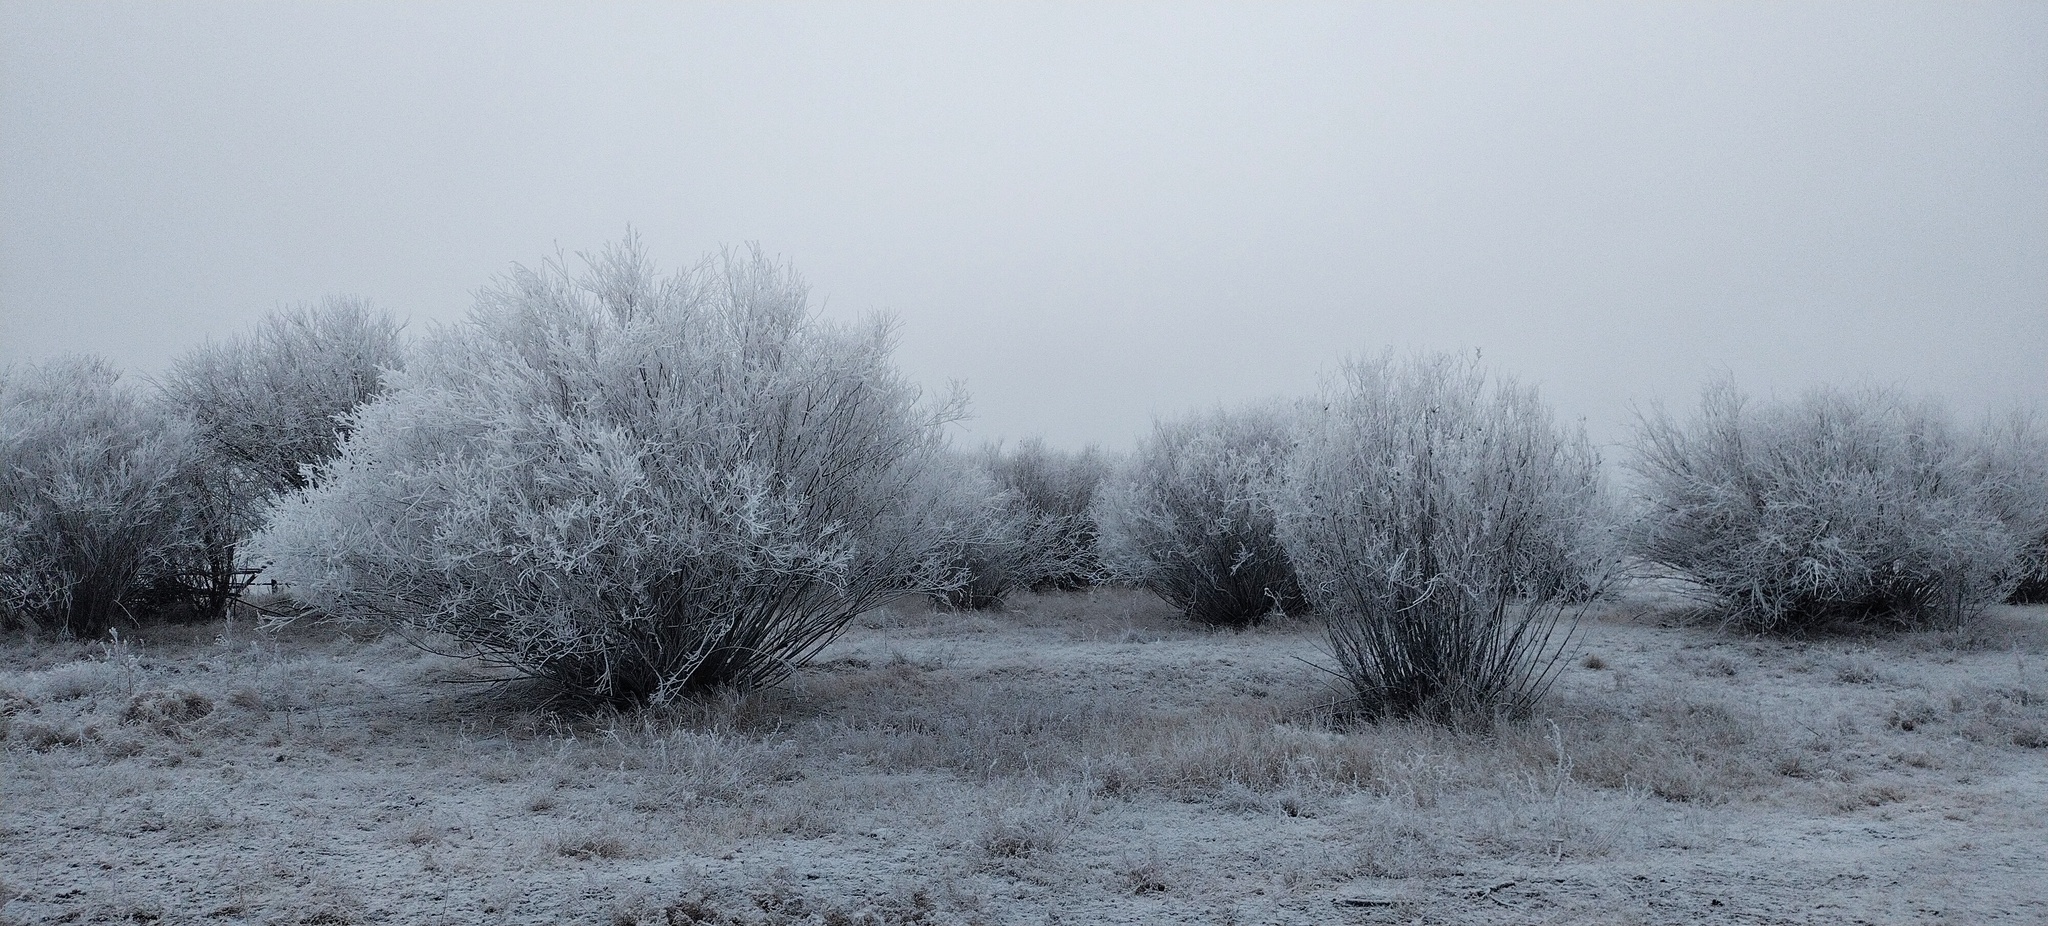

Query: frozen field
4;589;2045;925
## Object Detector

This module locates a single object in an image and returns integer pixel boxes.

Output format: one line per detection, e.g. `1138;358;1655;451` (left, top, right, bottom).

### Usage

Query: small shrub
1273;352;1613;723
985;438;1111;591
1094;403;1306;627
1630;381;2029;631
925;450;1085;611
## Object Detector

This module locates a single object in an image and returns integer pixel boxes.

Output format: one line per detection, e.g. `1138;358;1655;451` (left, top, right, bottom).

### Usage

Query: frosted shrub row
1089;355;1614;718
0;302;402;636
3;235;2045;721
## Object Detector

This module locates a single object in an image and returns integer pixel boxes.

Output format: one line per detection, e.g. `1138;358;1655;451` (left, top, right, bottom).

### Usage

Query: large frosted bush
251;240;963;703
1094;404;1305;627
1273;353;1612;723
0;357;193;634
158;298;406;616
1630;381;2028;630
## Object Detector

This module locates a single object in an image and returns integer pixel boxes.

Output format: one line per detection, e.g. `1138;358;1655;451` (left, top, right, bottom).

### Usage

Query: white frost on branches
1630;381;2039;629
251;238;965;702
1273;352;1614;722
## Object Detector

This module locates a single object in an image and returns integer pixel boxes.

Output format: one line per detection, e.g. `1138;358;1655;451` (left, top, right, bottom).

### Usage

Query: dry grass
2;589;2045;924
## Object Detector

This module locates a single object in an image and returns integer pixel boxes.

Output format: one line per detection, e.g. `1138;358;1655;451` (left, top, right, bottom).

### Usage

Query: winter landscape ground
3;587;2045;925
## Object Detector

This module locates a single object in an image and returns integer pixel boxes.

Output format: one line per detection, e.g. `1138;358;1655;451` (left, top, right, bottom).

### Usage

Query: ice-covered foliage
1977;410;2048;603
1630;381;2031;630
250;239;964;703
986;438;1111;591
157;298;407;616
924;450;1084;611
0;357;194;634
1094;404;1305;627
1273;352;1612;723
160;296;405;495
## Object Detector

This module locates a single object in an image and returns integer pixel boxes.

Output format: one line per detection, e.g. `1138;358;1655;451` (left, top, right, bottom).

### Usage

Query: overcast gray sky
3;1;2044;451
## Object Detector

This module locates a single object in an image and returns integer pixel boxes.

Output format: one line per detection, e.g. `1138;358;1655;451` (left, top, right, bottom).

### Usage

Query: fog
3;1;2043;451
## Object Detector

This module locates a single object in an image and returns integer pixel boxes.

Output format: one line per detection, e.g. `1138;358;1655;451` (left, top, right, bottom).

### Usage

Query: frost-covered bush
1273;352;1611;723
161;296;406;495
986;438;1111;591
251;240;964;703
158;297;407;616
0;357;193;635
1631;381;2028;630
1970;408;2048;604
924;451;1081;611
1094;404;1305;627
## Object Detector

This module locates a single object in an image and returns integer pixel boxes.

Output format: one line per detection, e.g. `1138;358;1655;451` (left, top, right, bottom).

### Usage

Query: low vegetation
984;438;1111;594
158;296;406;619
3;590;2044;924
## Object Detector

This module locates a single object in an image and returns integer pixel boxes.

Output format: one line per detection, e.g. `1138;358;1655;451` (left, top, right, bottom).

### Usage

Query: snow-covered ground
4;589;2044;925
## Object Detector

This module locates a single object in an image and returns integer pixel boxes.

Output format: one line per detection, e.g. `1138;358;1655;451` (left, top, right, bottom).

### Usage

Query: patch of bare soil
3;591;2044;924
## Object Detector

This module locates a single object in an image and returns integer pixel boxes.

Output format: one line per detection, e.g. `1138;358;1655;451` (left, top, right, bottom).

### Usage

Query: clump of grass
1954;684;2048;749
398;819;443;847
1562;698;1773;804
1883;683;2046;748
976;788;1080;865
12;719;90;751
31;661;128;702
1115;853;1172;894
1833;654;1884;685
631;879;943;926
121;689;214;733
551;832;634;860
1887;693;1943;732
